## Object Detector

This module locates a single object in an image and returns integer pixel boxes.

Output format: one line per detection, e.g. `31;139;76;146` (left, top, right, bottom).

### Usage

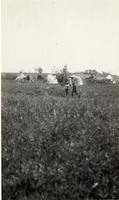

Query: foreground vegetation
2;79;119;200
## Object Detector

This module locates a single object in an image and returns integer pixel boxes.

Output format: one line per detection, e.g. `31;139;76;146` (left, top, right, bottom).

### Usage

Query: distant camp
15;72;34;82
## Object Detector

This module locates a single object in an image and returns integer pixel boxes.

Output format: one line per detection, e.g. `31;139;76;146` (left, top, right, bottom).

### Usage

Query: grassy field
2;79;119;200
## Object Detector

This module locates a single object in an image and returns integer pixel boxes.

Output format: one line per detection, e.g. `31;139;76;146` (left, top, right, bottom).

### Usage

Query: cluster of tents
15;72;116;85
91;74;116;84
15;72;58;84
15;72;84;85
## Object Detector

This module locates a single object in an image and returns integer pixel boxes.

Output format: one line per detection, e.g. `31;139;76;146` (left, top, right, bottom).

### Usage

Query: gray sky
2;0;119;74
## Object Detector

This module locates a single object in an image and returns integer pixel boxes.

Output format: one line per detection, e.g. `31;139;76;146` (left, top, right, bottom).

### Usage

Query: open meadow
2;78;119;200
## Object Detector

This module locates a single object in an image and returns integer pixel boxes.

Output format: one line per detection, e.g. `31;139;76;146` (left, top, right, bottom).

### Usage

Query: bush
56;66;70;85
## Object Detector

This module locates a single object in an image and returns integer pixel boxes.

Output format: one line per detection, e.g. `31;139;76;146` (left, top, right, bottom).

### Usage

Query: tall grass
2;80;119;200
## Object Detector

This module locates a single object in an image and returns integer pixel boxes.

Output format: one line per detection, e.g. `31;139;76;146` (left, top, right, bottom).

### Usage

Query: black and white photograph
1;0;119;199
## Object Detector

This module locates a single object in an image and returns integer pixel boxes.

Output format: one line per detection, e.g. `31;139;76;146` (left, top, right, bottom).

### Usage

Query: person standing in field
71;82;78;96
64;83;70;96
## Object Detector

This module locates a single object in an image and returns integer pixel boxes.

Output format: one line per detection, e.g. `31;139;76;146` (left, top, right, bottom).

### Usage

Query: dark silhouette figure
26;75;30;81
37;74;42;80
72;82;78;96
65;84;69;96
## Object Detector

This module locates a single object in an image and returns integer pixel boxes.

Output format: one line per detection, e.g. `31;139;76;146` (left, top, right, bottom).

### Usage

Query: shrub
56;66;70;86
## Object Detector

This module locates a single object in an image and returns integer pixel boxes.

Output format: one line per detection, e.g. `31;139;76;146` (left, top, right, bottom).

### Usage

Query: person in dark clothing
71;82;78;96
65;83;69;96
26;75;30;81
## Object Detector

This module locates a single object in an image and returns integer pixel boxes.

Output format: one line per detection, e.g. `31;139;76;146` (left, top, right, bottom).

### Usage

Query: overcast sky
2;0;119;74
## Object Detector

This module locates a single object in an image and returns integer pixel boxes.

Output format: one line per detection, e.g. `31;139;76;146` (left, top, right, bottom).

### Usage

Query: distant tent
93;74;115;84
16;73;26;81
47;74;58;84
16;73;34;82
106;74;113;81
70;75;83;86
113;80;116;84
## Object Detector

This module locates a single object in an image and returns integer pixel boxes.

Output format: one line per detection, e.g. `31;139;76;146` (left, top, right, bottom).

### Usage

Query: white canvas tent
106;74;113;81
47;74;58;84
16;73;34;82
70;75;83;86
16;73;26;81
